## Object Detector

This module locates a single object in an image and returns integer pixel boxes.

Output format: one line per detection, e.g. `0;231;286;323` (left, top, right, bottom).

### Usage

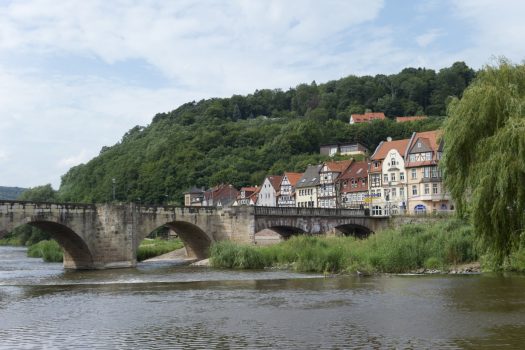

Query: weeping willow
442;59;525;260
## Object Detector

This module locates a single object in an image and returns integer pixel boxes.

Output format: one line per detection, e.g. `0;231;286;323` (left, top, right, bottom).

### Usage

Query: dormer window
417;141;422;148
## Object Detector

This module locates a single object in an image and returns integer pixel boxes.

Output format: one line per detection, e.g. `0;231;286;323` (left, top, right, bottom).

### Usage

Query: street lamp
112;178;116;201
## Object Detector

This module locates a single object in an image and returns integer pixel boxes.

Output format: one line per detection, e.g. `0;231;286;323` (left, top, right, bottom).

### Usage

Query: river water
1;246;525;349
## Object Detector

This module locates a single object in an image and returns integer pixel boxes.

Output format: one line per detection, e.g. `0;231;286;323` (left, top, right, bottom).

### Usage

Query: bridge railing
253;206;367;217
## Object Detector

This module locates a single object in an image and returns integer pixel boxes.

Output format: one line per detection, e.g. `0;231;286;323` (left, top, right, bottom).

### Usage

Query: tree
442;59;525;259
18;184;57;202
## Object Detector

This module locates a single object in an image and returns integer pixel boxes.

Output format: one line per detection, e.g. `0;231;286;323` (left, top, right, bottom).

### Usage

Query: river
1;246;525;349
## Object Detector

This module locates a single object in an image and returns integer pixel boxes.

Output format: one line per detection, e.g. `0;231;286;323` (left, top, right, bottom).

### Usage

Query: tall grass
137;238;184;261
27;240;63;263
210;219;480;274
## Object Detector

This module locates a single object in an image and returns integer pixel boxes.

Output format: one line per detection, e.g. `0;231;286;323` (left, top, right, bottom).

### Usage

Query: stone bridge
0;201;388;270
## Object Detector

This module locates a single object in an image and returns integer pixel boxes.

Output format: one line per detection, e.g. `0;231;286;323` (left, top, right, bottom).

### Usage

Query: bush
210;219;481;273
27;240;63;263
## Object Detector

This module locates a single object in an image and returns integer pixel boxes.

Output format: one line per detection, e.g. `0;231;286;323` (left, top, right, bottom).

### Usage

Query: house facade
235;186;259;206
369;139;409;215
405;130;453;214
277;172;303;207
295;165;322;208
320;143;368;157
337;161;368;208
257;175;282;207
184;187;204;207
202;184;239;207
318;160;352;208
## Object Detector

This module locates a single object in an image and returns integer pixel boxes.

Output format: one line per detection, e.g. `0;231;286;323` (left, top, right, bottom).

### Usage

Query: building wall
296;186;318;208
406;165;453;214
257;178;277;207
371;150;408;215
278;176;295;207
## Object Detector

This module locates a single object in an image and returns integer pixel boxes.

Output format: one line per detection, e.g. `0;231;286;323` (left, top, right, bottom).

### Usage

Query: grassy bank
210;219;483;274
137;238;184;261
21;237;184;263
27;240;63;262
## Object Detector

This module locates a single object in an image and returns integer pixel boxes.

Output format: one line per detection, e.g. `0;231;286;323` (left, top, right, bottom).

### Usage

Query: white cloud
451;0;525;66
416;29;443;48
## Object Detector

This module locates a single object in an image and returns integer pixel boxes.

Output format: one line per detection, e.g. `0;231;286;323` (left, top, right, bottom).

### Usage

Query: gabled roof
407;130;442;153
404;130;443;167
264;175;283;192
338;161;369;181
322;160;353;173
371;139;409;161
350;112;386;123
338;161;369;194
284;172;303;187
396;116;427;123
296;165;322;188
184;186;205;194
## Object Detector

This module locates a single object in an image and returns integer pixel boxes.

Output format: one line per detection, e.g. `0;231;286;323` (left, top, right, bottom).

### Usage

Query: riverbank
210;219;525;274
1;237;184;263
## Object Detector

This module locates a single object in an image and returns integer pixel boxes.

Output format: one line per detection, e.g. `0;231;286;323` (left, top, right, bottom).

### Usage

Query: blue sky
1;0;524;189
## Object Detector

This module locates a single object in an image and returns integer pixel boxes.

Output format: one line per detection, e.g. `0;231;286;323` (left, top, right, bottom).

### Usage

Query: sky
1;0;524;189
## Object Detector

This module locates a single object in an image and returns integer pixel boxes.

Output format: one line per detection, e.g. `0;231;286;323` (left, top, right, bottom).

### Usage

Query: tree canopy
56;62;474;204
442;59;525;259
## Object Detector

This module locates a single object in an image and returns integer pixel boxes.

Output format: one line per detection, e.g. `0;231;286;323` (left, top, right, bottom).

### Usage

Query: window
431;167;439;178
400;187;404;198
391;188;397;197
391;173;396;181
423;167;430;178
412;185;418;195
383;174;388;182
411;169;417;180
391;157;397;166
424;184;430;194
400;172;405;181
409;154;416;162
433;183;438;194
372;205;382;216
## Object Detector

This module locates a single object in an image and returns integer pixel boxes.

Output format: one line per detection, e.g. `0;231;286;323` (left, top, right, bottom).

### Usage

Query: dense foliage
58;62;474;203
210;219;479;273
0;186;26;200
442;60;525;260
0;185;57;246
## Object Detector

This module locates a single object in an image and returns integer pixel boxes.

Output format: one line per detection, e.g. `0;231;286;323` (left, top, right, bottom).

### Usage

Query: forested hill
58;62;475;204
0;186;26;200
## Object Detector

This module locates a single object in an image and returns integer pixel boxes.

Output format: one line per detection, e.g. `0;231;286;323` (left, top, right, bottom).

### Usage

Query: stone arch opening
335;224;372;238
140;221;213;260
265;226;306;239
26;221;94;269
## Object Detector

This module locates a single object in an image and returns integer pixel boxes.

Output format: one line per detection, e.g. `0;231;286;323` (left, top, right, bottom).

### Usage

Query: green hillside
58;62;475;204
0;187;26;200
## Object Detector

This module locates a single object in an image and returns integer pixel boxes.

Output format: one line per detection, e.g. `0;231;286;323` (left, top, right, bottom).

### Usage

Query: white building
257;175;282;207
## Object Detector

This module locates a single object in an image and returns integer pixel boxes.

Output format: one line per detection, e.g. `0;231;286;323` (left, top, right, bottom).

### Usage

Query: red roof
284;172;303;187
323;160;353;173
351;112;386;123
371;139;410;161
266;175;283;192
337;161;369;193
405;130;443;167
396;116;427;123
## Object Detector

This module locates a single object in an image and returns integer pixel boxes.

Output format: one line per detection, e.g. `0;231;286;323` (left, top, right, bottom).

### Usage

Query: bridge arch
334;223;372;238
262;226;306;239
25;221;94;269
140;221;213;260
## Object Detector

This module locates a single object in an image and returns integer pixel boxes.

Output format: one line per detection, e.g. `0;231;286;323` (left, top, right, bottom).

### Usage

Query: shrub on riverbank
210;219;480;274
23;237;183;263
137;238;184;261
27;240;63;263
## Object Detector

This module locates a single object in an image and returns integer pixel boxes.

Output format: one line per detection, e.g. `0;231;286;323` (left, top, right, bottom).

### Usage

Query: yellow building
405;130;453;214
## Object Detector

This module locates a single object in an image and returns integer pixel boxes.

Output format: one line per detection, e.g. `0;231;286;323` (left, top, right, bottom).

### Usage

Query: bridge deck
253;206;368;217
